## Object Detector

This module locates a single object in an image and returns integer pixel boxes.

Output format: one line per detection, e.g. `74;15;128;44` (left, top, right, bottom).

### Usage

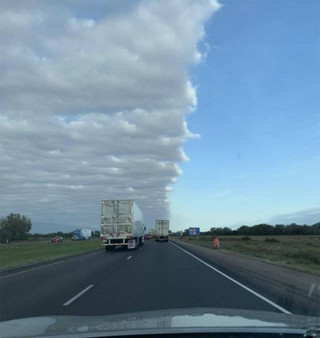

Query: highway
0;240;316;321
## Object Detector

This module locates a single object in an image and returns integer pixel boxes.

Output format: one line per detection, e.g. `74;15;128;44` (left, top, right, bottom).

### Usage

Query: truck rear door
101;201;116;236
116;200;132;236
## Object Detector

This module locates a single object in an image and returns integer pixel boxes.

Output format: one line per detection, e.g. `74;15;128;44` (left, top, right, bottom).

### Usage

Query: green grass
0;238;102;271
178;235;320;275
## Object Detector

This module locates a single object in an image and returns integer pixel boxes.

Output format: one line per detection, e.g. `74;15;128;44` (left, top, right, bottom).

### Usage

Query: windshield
0;0;319;335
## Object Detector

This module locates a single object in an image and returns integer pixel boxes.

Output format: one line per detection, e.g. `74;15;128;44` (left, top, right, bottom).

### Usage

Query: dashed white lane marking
170;241;292;314
63;285;94;306
0;261;64;280
127;256;132;260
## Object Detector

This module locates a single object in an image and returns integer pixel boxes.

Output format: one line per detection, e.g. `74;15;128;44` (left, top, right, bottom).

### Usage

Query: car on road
144;234;152;240
52;236;63;243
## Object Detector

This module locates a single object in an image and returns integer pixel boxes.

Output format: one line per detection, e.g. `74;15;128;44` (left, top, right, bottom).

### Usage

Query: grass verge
177;235;320;276
0;239;102;271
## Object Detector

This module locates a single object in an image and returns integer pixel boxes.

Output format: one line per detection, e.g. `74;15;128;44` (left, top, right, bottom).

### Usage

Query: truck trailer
155;220;169;242
101;200;144;250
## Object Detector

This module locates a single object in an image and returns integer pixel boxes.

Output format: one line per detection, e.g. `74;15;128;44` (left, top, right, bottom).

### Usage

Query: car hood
1;308;319;338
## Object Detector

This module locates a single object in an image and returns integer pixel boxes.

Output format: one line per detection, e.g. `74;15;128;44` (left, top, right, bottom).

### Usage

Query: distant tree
222;227;233;235
183;229;189;236
250;224;274;236
0;214;32;242
274;224;285;235
237;225;250;235
312;222;320;234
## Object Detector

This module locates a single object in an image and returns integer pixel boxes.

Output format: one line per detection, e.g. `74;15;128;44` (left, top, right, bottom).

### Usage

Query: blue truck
72;229;92;240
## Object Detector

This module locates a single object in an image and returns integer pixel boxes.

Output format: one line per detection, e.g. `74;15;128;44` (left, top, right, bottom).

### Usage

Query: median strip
63;284;94;306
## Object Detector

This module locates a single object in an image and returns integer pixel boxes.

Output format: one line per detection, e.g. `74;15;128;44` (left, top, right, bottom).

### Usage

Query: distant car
144;234;152;240
52;236;63;243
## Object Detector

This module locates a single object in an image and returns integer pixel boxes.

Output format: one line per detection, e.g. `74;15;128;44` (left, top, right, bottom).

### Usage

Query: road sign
189;227;200;236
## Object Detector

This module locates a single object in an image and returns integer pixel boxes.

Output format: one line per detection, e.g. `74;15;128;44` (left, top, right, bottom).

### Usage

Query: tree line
1;213;319;243
199;222;320;236
0;213;100;243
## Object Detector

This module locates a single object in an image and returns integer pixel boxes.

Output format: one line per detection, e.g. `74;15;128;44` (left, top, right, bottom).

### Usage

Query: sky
0;0;319;233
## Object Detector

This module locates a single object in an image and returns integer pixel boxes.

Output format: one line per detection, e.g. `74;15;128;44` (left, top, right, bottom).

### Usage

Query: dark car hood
1;308;319;338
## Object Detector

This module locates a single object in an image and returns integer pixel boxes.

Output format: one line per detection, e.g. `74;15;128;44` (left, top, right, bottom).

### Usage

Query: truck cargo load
101;200;144;250
155;220;169;242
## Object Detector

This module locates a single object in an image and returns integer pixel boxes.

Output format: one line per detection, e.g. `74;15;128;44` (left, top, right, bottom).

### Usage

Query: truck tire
138;236;144;246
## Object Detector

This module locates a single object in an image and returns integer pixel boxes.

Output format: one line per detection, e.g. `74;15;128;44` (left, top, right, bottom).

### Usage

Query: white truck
72;229;92;240
155;220;169;242
101;200;145;250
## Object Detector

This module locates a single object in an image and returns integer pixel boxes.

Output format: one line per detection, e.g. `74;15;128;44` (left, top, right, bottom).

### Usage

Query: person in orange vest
213;236;219;249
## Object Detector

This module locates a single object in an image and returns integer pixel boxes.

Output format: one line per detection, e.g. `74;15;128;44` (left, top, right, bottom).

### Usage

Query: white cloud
0;0;220;232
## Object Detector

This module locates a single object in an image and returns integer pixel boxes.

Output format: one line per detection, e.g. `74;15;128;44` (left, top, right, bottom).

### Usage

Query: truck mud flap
127;239;136;249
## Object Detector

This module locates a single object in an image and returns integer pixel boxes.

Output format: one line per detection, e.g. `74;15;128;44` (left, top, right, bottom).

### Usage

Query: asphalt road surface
0;240;308;321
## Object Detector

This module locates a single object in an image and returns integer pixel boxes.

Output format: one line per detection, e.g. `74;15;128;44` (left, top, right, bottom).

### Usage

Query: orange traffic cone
213;236;219;249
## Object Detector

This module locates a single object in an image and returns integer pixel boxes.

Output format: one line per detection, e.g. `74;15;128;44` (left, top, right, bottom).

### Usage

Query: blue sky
171;0;320;230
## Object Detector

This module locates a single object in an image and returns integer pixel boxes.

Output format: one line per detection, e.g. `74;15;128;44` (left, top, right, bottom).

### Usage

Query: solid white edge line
0;261;64;279
63;285;94;306
127;255;132;260
170;241;292;314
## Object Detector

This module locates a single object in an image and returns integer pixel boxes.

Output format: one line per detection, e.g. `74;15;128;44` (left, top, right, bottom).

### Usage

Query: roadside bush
286;250;320;265
241;236;251;241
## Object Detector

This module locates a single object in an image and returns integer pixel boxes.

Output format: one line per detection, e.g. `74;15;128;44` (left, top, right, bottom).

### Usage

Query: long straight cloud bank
0;0;221;232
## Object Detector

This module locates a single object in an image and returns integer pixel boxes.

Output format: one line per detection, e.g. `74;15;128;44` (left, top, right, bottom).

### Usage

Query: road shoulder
170;239;320;316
